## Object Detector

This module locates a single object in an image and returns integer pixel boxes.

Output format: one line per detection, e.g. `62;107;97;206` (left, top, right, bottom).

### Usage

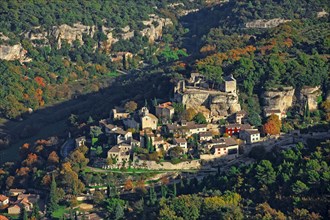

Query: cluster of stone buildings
0;189;39;215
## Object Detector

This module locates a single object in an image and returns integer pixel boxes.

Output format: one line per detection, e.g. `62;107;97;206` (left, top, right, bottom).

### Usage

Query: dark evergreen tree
114;203;124;220
47;174;59;215
31;202;40;219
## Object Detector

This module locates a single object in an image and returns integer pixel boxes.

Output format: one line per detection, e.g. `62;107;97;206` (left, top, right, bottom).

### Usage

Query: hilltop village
1;71;328;219
73;73;273;170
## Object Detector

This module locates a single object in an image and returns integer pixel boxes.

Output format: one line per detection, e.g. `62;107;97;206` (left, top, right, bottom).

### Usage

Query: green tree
114;203;124;220
32;202;40;219
292;180;309;195
47;174;59;215
87;116;94;124
193;113;207;124
255;160;277;186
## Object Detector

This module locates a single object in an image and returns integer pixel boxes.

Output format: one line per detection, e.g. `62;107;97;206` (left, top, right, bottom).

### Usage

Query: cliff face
245;18;291;28
140;14;173;43
262;87;295;113
0;44;29;62
299;86;322;111
176;88;241;120
51;23;96;49
0;15;173;60
262;86;322;113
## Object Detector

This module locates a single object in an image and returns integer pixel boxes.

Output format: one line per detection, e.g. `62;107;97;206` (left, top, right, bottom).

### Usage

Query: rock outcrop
174;87;241;121
299;86;322;111
140;14;173;43
0;44;29;61
51;23;96;49
262;87;295;113
245;18;291;29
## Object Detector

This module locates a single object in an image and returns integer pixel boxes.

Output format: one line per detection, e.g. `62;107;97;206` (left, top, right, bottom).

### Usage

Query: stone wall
134;159;201;170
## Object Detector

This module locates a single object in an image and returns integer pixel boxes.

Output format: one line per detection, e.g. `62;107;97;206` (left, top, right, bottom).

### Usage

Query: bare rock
51;23;96;49
299;86;322;111
245;18;291;29
262;87;295;113
0;44;29;61
140;14;173;43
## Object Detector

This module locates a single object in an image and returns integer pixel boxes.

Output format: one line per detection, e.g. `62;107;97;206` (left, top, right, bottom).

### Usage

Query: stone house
140;107;158;130
199;131;213;142
235;110;248;124
239;129;261;144
173;138;188;152
155;102;175;122
111;107;130;121
75;136;86;148
107;143;131;164
225;123;252;136
223;74;236;93
7;205;21;215
8;189;26;197
164;121;207;137
211;137;239;157
0;195;9;208
264;109;284;119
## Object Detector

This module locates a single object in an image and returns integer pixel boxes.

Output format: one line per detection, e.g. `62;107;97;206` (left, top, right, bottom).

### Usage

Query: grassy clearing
52;206;67;219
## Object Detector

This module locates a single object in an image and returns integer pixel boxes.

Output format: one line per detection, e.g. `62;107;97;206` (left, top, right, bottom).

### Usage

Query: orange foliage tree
34;76;46;87
263;114;281;135
124;179;134;191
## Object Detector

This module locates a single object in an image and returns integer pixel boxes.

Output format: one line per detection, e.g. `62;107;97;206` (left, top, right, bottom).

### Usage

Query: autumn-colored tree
22;153;38;167
161;176;169;185
6;176;15;189
16;167;30;176
183;108;197;121
42;174;51;187
124;101;138;113
20;143;30;158
34;76;46;87
124;179;133;191
135;179;147;194
47;151;60;164
263;114;281;135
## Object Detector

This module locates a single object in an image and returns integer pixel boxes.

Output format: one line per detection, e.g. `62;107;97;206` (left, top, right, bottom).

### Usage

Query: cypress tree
22;208;28;220
161;185;167;198
149;137;154;153
149;185;157;205
32;202;40;219
47;174;59;215
173;183;177;197
114;203;124;220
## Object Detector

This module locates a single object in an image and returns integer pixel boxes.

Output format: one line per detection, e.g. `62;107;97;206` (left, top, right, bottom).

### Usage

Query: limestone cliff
245;18;291;29
140;14;173;43
51;23;96;49
262;87;295;113
175;87;241;121
0;44;29;62
299;86;322;111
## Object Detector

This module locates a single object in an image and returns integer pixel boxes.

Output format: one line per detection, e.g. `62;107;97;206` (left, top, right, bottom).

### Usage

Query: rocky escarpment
140;14;173;43
262;87;295;113
0;44;30;62
245;18;291;29
0;15;173;60
175;87;241;120
299;86;322;111
51;23;96;49
262;86;322;114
